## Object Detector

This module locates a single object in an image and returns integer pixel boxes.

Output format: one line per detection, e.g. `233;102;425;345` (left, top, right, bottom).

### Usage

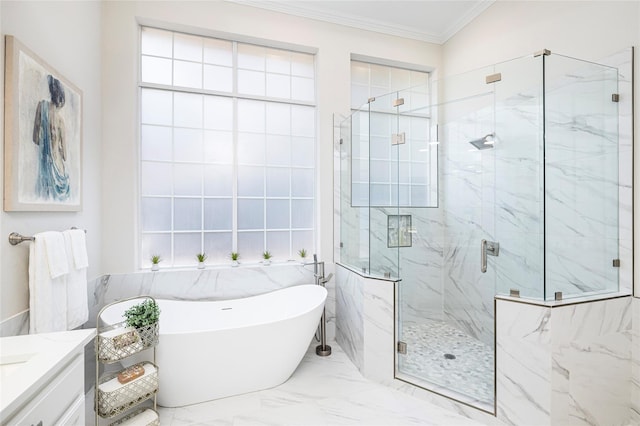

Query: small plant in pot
123;299;161;348
196;252;207;269
298;248;307;260
230;252;240;267
262;250;272;265
150;255;162;271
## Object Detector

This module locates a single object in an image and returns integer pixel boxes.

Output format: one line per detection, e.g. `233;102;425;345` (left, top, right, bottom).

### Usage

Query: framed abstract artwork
4;35;82;211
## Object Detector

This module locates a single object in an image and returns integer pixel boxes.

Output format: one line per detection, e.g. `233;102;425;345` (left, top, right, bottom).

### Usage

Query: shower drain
443;353;456;360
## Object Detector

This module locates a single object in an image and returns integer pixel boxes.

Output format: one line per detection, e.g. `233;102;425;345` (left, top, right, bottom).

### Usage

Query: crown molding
440;0;495;43
226;0;464;44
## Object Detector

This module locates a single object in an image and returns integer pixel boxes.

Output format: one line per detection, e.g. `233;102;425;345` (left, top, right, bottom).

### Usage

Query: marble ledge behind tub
87;264;336;342
0;309;29;337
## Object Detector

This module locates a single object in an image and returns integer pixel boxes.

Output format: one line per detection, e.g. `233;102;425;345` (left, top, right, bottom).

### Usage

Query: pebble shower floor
399;319;494;406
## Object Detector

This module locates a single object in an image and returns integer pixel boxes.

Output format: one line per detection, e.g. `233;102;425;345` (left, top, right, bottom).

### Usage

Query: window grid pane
140;27;315;267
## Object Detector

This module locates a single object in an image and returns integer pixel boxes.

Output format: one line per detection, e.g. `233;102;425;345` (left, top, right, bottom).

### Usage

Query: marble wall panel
335;264;364;371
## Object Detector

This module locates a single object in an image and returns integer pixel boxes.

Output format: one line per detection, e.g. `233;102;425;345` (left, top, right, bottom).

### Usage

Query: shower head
469;133;495;150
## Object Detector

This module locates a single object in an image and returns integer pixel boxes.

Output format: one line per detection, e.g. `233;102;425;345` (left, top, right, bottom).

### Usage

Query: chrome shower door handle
481;239;499;273
481;239;487;273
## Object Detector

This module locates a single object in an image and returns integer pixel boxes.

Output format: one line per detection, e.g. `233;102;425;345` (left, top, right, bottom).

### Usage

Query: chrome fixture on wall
313;254;332;357
480;239;500;273
469;133;495;150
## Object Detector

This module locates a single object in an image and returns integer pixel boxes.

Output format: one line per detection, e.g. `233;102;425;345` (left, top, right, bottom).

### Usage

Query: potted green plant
298;248;307;260
262;250;272;265
230;252;239;267
123;299;160;347
196;252;207;269
150;254;162;271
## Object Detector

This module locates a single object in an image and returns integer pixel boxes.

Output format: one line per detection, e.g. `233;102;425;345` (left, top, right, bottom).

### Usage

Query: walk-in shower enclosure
337;50;628;411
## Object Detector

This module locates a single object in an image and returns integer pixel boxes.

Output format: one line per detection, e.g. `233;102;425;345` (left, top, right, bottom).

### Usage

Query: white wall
101;1;441;273
0;1;102;321
442;0;640;298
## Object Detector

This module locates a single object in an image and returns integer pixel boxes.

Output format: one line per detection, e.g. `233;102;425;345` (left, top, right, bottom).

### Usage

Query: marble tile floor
87;342;486;425
399;320;494;407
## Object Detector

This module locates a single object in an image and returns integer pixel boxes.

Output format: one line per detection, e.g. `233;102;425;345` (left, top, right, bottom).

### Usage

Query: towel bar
8;228;87;246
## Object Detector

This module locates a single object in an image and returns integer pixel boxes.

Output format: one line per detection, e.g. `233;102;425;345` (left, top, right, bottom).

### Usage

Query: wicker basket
109;408;160;426
97;362;159;418
96;322;159;363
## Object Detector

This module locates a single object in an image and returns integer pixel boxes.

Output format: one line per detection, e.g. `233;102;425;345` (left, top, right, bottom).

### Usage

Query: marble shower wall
335;264;396;384
496;296;633;426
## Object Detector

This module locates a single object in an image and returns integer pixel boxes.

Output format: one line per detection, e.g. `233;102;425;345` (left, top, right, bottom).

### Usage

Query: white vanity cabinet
6;354;84;426
0;329;96;426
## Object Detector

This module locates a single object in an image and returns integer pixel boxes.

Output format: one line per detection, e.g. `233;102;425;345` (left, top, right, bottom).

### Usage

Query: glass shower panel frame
543;54;619;300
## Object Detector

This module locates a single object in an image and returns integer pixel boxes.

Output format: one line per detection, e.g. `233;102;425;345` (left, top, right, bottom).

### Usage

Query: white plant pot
263;259;271;265
197;261;205;269
151;264;159;272
232;260;239;267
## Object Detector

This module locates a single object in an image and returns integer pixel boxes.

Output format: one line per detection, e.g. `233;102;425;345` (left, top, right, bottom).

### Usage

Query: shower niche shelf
95;296;160;426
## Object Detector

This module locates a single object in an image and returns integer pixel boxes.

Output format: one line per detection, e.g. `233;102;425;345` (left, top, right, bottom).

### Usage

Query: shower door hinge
612;94;620;102
368;97;376;104
613;259;620;267
534;49;551;57
340;242;344;248
555;292;563;301
392;132;406;145
397;341;407;355
485;73;502;84
509;289;520;298
339;138;343;145
393;98;405;107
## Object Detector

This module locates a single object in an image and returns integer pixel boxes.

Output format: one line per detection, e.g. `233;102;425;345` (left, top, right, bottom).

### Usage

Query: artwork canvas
4;35;82;211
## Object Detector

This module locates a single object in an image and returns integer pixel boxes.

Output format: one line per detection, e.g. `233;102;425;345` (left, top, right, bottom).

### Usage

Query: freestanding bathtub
100;284;327;407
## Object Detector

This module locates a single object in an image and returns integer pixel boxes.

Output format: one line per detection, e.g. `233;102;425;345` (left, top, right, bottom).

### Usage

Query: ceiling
228;0;495;44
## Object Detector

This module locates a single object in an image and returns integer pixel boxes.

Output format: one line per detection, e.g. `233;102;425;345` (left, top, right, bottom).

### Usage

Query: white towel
63;229;89;330
67;229;88;269
40;231;69;279
29;232;68;333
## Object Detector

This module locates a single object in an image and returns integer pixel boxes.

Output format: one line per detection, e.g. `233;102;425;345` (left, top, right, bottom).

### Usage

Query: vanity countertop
0;328;96;420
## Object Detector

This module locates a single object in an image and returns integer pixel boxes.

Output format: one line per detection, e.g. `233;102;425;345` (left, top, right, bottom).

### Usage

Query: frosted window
238;70;265;96
203;130;233;164
141;125;172;161
141;234;171;267
238;199;264;229
238;100;265;132
292;199;313;228
204;199;232;230
204;65;233;92
291;169;314;197
140;27;316;266
291;137;314;168
204;38;232;66
238;133;265;165
237;231;264;259
266;231;289;258
174;60;202;89
142;198;171;231
174;164;202;196
174;198;202;230
174;93;203;129
141;90;172;126
204;96;233;131
238;44;265;71
266;135;291;166
291;106;314;136
266;74;291;99
266;199;290;229
141;27;172;58
204;232;233;263
204;165;232;196
174;128;203;162
266;103;290;135
266;168;290;197
238;166;264;196
174;33;202;62
291;77;314;102
141;162;172;195
174;233;202;265
142;56;172;85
